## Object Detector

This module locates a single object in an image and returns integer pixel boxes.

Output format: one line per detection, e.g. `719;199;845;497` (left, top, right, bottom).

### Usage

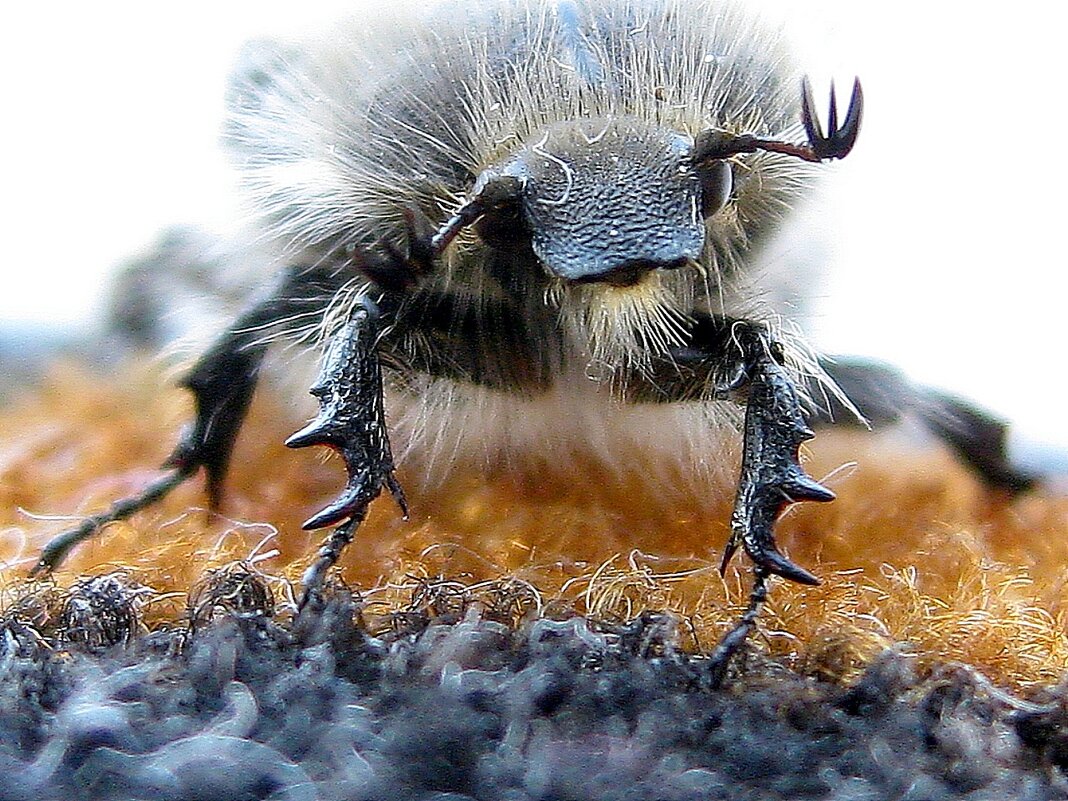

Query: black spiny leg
709;324;834;682
285;297;407;608
633;316;835;682
31;263;347;577
698;323;831;681
636;316;833;583
719;330;835;586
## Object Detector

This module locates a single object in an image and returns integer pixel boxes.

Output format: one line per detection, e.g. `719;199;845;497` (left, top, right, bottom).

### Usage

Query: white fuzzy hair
221;0;842;490
228;0;808;259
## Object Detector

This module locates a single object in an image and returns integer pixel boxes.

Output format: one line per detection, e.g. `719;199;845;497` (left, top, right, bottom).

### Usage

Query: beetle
28;0;1028;680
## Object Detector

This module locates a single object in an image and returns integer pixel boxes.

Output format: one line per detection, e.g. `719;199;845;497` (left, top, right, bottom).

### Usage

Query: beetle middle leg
30;262;349;577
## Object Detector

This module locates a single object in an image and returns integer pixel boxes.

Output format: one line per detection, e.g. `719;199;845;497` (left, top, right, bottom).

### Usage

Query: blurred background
2;1;1065;448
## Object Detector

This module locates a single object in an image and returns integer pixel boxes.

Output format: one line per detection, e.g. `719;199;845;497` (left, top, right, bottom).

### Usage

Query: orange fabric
2;364;1065;689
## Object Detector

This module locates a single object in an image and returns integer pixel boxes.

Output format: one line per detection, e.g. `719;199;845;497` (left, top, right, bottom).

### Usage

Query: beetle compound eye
472;196;527;246
699;160;733;218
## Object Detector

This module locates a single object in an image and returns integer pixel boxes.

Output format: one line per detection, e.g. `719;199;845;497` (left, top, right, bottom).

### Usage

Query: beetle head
495;117;704;285
435;116;726;288
430;78;863;288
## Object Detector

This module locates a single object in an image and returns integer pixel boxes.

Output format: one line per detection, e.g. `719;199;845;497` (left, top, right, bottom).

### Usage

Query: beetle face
497;117;706;286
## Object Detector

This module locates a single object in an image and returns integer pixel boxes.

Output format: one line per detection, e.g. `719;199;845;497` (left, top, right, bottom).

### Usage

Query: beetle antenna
694;77;862;165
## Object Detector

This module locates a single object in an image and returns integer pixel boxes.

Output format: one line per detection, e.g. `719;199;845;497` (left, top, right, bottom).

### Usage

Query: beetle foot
29;468;194;578
705;566;770;689
296;514;362;610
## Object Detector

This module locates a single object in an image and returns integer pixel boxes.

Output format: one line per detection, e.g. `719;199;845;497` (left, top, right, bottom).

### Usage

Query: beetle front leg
634;315;834;682
721;324;835;586
640;315;834;583
284;296;407;607
709;322;834;683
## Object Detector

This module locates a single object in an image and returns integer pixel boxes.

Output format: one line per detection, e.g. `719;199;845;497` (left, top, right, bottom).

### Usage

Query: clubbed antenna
694;77;863;165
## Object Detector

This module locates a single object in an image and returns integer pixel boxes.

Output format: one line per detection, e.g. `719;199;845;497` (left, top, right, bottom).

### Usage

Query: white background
2;2;1066;446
